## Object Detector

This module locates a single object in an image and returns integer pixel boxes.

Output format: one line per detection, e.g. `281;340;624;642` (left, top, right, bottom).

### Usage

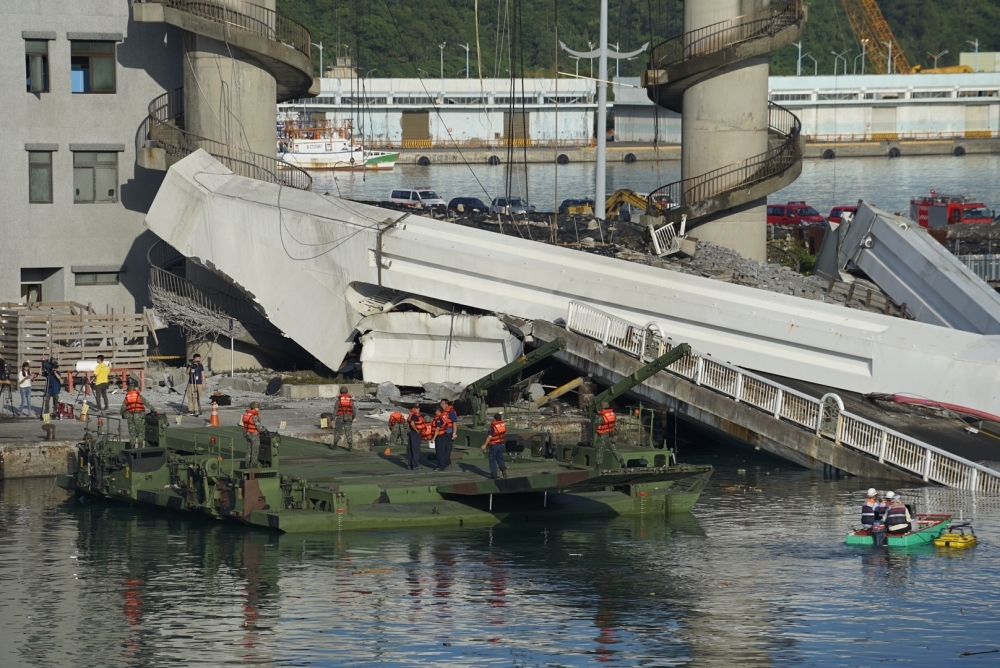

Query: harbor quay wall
0;441;78;481
532;320;922;484
393;138;1000;165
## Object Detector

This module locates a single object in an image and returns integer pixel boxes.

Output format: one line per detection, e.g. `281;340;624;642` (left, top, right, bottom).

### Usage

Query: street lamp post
460;43;470;79
967;39;979;72
588;42;595;78
312;41;323;77
803;53;817;77
572;56;580;76
882;40;893;74
927;50;949;69
831;50;849;76
854;40;868;74
792;41;803;76
438;42;446;83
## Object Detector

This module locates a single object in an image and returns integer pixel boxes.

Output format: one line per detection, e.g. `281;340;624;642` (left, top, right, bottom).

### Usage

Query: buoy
209;402;221;427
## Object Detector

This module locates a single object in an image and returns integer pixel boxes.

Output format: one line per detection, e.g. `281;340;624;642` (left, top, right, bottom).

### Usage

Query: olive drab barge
57;346;712;533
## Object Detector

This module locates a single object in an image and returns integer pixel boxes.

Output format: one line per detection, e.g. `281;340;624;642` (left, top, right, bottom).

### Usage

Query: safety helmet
867;488;877;496
885;491;895;499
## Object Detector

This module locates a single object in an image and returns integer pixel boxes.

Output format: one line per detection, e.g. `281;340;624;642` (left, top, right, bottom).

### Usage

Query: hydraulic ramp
145;151;1000;417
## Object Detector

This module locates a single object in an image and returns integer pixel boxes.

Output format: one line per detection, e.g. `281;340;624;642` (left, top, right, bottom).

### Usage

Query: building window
958;90;999;98
28;152;53;203
75;272;119;286
911;90;952;99
73;152;117;203
25;40;49;92
817;92;857;101
71;41;116;93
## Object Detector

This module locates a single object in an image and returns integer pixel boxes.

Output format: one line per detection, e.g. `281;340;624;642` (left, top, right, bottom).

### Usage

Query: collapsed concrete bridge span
146;150;1000;416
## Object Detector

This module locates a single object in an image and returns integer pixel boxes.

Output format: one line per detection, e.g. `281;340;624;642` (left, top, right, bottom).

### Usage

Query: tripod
0;382;15;419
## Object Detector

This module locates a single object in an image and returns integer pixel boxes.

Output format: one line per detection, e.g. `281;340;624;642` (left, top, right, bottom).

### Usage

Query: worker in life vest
432;407;455;471
861;488;878;527
480;413;508;480
593;401;625;469
118;379;155;449
241;401;266;468
439;399;459;442
332;386;355;452
883;493;913;535
406;405;425;471
388;410;406;447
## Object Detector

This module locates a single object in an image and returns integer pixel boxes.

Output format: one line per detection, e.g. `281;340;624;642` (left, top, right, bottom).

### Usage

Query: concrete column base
689;201;767;262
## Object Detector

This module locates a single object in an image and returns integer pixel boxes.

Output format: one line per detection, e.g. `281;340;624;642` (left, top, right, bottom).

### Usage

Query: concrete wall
0;1;183;309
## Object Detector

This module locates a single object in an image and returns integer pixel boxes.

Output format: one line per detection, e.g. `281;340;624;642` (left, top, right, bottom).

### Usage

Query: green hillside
276;0;1000;79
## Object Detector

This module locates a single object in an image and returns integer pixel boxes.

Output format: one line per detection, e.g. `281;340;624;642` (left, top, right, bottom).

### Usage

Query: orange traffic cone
209;402;221;427
384;447;391;455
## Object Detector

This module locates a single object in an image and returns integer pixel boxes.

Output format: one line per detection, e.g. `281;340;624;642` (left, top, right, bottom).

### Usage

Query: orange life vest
241;409;260;434
434;414;453;435
596;408;617;435
488;419;507;445
420;421;435;441
389;411;405;427
124;390;145;414
336;393;354;416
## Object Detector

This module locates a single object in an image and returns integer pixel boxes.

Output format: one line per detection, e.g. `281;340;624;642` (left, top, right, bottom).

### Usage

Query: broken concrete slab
218;377;268;393
421;381;464;402
282;382;366;400
376;381;401;404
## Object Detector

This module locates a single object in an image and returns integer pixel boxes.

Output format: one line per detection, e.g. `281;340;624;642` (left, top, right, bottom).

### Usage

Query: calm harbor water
3;443;999;667
313;154;1000;217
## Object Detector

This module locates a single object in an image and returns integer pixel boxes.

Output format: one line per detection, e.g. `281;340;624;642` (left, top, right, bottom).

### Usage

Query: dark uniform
433;410;454;470
486;418;507;480
407;407;424;470
388;411;406;447
861;492;878;527
884;501;912;535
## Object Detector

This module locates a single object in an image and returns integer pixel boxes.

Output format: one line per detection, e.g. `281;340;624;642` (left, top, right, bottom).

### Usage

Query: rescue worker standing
593;401;625;469
119;379;155;449
480;413;507;480
882;492;913;535
861;488;878;528
388;409;406;447
432;406;454;471
439;399;459;442
241;401;265;468
406;405;424;471
333;386;355;451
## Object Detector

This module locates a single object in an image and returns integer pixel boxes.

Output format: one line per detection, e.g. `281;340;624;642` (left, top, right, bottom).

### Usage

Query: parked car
447;197;489;213
558;198;595;214
389;188;447;209
766;201;826;225
490;197;536;215
827;204;858;224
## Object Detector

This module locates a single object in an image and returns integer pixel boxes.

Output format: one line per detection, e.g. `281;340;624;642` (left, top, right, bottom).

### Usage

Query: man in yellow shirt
93;355;111;412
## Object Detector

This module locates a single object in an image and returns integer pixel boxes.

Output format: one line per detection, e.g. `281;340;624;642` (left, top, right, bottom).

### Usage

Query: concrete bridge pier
182;0;278;158
682;0;769;261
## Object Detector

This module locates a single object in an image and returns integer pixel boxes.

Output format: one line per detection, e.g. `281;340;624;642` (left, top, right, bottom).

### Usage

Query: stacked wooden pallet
0;302;149;377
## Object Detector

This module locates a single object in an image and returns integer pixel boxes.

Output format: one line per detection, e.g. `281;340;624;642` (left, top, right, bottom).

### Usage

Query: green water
2;447;999;667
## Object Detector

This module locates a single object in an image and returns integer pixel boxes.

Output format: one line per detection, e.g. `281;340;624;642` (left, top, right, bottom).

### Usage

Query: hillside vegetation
276;0;1000;79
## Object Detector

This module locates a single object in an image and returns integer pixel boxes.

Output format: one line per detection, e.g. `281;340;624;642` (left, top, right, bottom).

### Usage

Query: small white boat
278;136;399;171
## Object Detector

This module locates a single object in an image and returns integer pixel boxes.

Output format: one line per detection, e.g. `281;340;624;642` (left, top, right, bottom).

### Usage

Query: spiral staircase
641;0;806;229
134;0;317;354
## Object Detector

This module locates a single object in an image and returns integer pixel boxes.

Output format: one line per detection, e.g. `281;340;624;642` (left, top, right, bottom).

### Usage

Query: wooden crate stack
0;302;149;383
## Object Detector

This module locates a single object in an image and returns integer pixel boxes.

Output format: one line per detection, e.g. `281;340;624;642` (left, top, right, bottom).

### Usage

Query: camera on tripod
40;358;59;376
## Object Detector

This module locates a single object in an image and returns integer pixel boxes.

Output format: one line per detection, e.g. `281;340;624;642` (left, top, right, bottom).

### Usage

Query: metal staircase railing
142;0;311;59
645;0;804;225
139;87;312;191
647;103;801;216
565;300;1000;493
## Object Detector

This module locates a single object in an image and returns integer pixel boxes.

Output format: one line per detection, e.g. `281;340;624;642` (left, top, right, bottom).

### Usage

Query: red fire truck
909;190;993;228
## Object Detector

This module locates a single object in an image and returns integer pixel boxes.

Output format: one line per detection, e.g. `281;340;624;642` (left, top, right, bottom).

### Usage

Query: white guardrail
565;300;1000;493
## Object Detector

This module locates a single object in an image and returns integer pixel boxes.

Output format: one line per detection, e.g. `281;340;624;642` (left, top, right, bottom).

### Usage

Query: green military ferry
57;343;712;533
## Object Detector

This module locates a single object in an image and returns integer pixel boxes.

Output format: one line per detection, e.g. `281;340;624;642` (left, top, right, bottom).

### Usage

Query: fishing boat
846;513;952;547
278;119;399;171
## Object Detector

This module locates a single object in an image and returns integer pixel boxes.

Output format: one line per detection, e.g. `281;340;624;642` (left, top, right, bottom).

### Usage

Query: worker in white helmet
861;488;878;527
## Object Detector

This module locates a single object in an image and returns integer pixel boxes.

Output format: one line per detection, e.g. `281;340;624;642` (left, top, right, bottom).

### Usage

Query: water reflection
2;450;1000;666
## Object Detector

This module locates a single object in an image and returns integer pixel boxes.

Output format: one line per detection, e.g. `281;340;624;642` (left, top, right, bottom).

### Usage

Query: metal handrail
565;300;1000;493
647;102;801;214
139;88;312;191
650;0;802;69
144;0;310;59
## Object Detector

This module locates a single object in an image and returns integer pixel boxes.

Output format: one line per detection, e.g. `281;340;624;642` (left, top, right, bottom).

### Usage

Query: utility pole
967;38;979;72
312;41;323;77
793;41;802;76
460;43;470;79
588;41;595;78
595;0;608;220
804;53;817;76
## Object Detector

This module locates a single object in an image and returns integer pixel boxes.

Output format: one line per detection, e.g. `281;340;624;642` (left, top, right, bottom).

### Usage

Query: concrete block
0;441;78;480
281;383;365;400
132;2;165;22
137;146;166;171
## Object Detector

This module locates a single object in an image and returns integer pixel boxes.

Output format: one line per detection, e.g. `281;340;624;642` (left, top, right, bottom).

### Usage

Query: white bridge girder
145;151;1000;414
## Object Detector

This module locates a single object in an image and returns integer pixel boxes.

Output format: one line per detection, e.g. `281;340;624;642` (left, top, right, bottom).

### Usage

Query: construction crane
839;0;912;74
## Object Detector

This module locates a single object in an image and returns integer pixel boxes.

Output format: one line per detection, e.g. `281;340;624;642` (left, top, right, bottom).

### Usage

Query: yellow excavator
564;189;667;219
